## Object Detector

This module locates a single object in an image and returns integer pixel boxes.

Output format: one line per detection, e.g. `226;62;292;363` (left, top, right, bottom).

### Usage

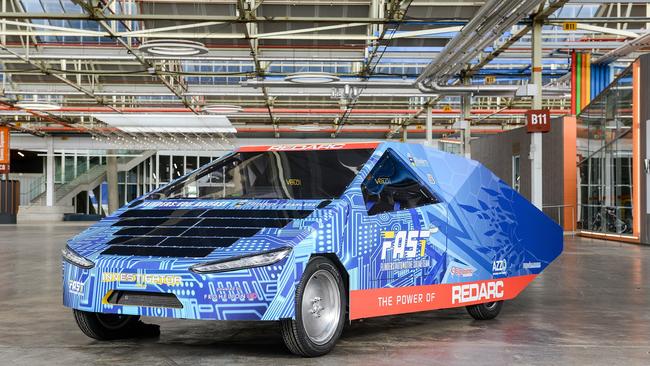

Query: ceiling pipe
415;0;547;95
595;30;650;64
416;80;569;96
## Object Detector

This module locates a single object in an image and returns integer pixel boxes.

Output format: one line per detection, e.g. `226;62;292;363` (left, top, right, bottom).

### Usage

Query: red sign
526;109;551;133
348;275;537;320
0;127;9;173
238;142;379;152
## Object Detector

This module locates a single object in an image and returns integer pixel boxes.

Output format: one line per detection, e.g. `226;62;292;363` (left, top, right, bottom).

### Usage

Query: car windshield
150;149;373;200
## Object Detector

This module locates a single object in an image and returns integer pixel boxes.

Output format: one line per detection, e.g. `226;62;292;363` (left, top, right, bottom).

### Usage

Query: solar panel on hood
101;207;314;258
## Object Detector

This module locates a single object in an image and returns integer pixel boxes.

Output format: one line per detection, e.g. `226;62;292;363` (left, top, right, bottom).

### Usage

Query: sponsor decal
203;285;259;302
349;275;537;320
140;200;229;208
450;266;475;277
492;259;507;275
268;143;345;151
375;177;391;185
102;272;182;287
427;174;436;185
451;280;504;305
285;178;301;186
68;280;85;296
380;230;431;271
407;154;416;166
523;261;542;269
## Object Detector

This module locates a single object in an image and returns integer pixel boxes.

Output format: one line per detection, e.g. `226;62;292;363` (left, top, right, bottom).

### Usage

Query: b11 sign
526;109;551;133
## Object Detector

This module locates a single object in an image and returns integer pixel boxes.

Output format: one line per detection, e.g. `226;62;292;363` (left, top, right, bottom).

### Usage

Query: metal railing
542;204;576;234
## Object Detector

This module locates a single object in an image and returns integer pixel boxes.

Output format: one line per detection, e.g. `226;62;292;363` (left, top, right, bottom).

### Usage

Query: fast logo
68;280;85;296
451;280;504;304
381;230;431;260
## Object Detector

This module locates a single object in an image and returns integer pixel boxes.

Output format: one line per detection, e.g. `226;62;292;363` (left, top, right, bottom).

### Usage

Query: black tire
73;309;141;340
466;301;503;320
280;257;346;357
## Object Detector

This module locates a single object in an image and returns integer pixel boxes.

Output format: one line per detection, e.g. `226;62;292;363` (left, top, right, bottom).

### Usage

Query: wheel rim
96;313;132;330
301;269;340;345
484;302;498;311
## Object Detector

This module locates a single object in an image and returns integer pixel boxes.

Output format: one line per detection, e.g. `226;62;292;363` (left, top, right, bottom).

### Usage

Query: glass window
512;155;520;192
199;156;210;167
576;65;634;235
186;156;198;174
158;155;170;182
361;150;439;216
151;149;373;200
172;156;184;179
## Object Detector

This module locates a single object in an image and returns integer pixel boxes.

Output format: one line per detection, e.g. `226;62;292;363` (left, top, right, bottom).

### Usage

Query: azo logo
492;259;507;275
381;230;430;260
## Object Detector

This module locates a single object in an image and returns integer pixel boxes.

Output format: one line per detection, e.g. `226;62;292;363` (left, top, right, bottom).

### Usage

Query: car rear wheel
466;301;503;320
280;257;346;357
73;309;142;340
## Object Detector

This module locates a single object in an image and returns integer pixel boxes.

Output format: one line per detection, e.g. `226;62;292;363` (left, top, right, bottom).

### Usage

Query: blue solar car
63;142;563;356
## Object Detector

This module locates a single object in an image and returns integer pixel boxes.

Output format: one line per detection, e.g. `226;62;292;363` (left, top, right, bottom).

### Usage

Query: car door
356;149;447;287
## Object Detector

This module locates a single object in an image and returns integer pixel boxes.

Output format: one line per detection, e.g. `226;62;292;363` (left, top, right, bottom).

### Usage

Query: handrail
542;204;575;234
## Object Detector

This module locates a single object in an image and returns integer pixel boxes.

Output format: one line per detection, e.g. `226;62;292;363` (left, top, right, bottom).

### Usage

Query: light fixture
202;104;243;114
14;101;61;111
17;151;25;157
91;114;237;134
285;72;340;84
138;39;209;56
291;124;324;132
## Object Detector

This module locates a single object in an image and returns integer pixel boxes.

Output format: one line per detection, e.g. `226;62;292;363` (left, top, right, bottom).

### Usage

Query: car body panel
63;142;563;321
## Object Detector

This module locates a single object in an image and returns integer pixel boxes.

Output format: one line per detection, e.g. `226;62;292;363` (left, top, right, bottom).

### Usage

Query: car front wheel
73;309;143;340
280;257;346;357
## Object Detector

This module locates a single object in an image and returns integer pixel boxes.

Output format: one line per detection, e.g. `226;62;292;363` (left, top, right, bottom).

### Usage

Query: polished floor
0;223;648;365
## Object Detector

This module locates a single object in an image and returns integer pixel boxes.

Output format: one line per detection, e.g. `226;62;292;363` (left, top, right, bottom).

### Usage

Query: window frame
360;148;441;216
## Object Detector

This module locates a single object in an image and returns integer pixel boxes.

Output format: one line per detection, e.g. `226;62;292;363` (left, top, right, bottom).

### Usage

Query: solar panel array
101;208;313;258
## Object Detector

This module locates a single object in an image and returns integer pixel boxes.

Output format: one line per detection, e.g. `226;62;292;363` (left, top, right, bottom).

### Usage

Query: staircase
18;151;155;222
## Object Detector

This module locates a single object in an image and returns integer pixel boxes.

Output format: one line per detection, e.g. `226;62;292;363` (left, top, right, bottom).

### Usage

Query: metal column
530;18;543;209
462;92;472;158
106;150;119;214
426;105;433;146
45;137;54;207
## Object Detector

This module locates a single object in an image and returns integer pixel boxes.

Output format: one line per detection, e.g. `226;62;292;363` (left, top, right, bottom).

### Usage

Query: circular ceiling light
285;72;340;84
14;101;62;111
139;39;209;56
202;104;243;114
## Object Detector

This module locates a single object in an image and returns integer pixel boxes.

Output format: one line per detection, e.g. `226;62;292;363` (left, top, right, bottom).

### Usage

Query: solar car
62;142;563;357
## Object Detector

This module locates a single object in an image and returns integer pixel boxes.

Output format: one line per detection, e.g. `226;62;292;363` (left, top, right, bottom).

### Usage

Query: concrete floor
0;223;649;365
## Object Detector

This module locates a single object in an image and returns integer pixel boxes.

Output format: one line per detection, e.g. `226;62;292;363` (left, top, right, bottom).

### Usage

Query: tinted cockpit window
361;150;439;215
150;149;373;200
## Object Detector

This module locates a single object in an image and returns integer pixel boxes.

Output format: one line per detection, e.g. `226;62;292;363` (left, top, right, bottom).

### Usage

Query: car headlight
62;245;95;269
190;247;292;274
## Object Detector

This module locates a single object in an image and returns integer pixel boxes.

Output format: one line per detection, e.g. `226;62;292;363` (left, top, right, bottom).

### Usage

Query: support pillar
461;92;472;158
45;137;54;207
530;18;543;209
106;150;119;214
402;125;408;142
426;105;432;146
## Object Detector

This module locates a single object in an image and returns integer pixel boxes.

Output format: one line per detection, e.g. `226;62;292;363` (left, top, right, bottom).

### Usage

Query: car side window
361;150;440;216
